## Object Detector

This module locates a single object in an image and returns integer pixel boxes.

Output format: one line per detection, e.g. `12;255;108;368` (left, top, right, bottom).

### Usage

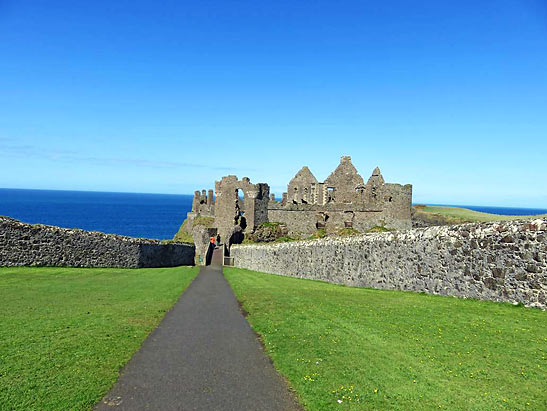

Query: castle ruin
183;156;412;261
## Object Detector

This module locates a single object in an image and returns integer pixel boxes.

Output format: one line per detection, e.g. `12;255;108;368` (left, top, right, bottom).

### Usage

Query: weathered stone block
525;264;540;273
491;267;505;279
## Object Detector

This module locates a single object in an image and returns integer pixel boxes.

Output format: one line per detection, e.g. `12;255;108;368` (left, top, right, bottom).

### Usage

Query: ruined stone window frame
327;186;336;202
235;188;245;223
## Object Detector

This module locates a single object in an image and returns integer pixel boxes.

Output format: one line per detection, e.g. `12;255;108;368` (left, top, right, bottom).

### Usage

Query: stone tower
214;176;270;251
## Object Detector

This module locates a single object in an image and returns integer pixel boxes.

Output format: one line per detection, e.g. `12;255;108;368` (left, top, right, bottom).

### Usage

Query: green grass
0;265;199;410
224;268;547;410
366;225;392;233
261;221;282;228
193;216;215;227
308;229;327;239
414;205;547;225
172;218;194;243
243;235;298;244
338;227;361;236
243;234;300;244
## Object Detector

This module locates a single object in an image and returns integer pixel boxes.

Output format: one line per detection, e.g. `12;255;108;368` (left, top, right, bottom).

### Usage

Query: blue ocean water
0;188;193;240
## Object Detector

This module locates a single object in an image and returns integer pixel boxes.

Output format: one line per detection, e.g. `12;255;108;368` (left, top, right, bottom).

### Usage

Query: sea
0;188;193;240
0;188;546;240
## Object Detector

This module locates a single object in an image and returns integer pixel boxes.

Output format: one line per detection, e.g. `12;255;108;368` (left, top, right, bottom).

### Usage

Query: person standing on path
205;237;216;265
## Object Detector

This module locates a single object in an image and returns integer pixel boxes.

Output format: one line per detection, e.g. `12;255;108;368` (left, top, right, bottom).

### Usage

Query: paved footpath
96;250;299;411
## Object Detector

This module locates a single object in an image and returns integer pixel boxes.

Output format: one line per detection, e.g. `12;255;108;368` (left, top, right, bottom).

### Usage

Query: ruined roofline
280;158;409;191
215;175;269;187
366;166;385;186
213;157;407;193
324;155;364;186
286;156;367;188
384;182;412;188
288;166;319;185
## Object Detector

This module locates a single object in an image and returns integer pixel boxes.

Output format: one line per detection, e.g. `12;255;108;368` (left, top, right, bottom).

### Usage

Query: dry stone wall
0;217;194;268
232;218;547;309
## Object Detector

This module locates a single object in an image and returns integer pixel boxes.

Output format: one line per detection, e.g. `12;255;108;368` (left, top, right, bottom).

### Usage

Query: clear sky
1;0;546;207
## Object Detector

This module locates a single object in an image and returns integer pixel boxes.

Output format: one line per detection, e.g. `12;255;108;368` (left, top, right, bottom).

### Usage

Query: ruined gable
366;166;385;186
324;156;365;203
288;166;319;204
289;166;318;185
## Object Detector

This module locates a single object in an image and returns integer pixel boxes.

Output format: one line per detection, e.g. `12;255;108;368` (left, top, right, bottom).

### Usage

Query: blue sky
1;0;546;207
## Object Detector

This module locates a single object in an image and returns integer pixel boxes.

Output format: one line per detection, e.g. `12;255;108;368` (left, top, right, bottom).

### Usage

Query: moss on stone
338;227;360;236
276;236;296;242
242;234;299;245
366;225;393;233
193;216;215;228
260;221;281;228
307;229;326;239
172;219;194;243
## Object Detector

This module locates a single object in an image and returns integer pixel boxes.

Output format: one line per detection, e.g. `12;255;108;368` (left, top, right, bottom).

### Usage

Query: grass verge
414;205;547;225
224;267;546;410
0;265;199;410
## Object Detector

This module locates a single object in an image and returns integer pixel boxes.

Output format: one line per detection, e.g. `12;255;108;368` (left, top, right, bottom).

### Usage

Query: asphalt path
95;249;299;411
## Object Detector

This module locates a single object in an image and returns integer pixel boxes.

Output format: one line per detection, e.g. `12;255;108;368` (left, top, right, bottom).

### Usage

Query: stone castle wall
231;219;547;309
267;207;318;236
266;157;413;236
186;157;413;247
267;202;411;236
0;217;194;268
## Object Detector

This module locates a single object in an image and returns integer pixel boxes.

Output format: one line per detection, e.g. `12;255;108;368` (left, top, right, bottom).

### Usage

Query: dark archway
205;241;215;265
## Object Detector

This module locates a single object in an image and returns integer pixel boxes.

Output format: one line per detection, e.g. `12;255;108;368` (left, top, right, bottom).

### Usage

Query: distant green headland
413;205;547;227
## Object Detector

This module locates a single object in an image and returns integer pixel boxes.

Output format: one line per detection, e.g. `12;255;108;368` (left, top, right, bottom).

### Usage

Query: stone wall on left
0;217;195;268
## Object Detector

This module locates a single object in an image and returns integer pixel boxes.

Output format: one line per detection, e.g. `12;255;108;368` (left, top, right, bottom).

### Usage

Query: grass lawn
0;265;199;410
414;205;547;225
225;267;547;410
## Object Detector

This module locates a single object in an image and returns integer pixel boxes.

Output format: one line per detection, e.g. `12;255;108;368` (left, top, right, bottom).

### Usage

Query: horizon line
1;187;547;211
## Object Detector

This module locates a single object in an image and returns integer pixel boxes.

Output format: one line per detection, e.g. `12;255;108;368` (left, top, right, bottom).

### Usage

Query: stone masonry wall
0;217;195;268
232;219;547;309
268;207;411;237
